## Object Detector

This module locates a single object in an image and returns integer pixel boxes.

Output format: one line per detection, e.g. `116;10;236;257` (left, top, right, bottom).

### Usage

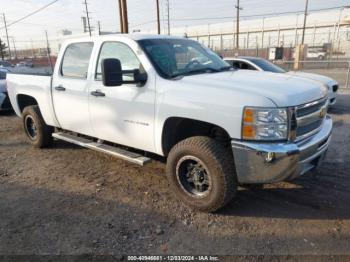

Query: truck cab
7;35;332;212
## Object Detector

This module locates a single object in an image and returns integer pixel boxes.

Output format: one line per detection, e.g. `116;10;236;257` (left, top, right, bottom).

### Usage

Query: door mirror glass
102;58;123;86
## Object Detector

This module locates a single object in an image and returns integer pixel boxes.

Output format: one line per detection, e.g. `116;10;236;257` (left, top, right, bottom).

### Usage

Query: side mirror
101;58;148;87
102;58;123;86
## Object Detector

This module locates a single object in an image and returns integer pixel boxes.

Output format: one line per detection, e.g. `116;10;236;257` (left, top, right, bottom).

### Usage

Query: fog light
266;152;275;163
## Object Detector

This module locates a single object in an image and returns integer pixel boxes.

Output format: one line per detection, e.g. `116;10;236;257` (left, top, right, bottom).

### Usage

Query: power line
0;0;60;30
130;4;346;27
129;4;346;31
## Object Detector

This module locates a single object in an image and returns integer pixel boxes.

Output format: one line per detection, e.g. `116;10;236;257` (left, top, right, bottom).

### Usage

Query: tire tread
22;105;53;148
167;136;237;212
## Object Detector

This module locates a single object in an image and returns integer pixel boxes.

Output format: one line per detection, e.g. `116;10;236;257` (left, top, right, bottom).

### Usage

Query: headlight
242;107;288;140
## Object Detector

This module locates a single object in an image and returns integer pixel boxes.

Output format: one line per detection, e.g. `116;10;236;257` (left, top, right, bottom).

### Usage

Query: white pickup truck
7;35;332;212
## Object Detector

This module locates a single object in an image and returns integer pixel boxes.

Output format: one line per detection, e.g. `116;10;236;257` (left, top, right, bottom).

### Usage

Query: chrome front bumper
231;115;332;184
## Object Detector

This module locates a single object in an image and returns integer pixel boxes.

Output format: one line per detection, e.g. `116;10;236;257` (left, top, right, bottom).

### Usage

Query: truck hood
286;71;337;87
179;70;328;107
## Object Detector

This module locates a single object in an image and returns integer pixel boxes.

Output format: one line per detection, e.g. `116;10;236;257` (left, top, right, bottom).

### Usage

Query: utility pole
156;0;161;34
82;17;87;33
166;0;170;35
30;39;35;58
118;0;129;33
235;0;243;49
301;0;309;44
83;0;92;36
0;38;4;60
45;31;53;72
261;17;265;48
2;13;12;60
11;37;17;59
118;0;124;33
98;21;101;35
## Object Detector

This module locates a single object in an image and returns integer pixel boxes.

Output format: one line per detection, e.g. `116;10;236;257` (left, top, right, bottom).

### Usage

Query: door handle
91;90;105;97
55;85;66;91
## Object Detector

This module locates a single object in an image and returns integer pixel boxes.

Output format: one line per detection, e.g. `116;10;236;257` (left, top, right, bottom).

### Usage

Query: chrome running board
52;132;151;166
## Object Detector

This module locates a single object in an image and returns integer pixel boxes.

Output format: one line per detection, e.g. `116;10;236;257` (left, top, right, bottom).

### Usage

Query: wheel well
17;95;38;113
162;117;231;156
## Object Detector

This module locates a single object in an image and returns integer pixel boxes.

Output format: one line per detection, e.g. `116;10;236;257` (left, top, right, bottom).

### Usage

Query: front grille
296;99;326;118
295;98;327;141
296;119;323;137
332;85;338;92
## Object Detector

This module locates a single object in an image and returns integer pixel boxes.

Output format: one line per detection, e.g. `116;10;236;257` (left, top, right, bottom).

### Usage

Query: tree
0;38;8;60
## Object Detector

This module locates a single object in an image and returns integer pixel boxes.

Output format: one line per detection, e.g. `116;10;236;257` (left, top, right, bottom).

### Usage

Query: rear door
52;42;95;136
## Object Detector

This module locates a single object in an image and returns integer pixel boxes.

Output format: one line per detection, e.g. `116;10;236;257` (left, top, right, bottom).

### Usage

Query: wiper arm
171;68;219;79
218;66;232;71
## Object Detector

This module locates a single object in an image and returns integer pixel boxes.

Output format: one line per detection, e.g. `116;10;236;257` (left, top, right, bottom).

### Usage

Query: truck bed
9;66;53;76
6;72;57;127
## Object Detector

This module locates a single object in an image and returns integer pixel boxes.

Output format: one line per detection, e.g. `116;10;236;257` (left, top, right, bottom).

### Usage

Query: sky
0;0;349;48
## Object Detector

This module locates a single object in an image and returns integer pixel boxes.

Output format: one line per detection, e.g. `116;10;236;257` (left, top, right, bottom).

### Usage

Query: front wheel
166;136;237;212
22;105;54;148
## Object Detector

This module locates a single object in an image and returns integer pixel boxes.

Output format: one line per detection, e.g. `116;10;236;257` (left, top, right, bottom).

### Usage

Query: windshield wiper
171;67;220;79
218;66;232;71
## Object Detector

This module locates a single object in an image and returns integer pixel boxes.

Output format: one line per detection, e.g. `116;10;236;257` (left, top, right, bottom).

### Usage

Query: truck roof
63;34;188;44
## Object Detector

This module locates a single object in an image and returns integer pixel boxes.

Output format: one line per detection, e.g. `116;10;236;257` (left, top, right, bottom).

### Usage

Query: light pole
235;0;243;49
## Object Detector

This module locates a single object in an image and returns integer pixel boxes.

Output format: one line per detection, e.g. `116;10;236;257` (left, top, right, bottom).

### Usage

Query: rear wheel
22;105;54;148
166;136;237;212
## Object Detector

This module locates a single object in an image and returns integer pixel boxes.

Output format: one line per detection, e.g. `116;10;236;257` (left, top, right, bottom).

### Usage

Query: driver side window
96;42;142;81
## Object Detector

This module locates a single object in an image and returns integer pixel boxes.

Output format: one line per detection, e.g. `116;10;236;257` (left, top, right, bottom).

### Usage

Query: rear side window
61;42;94;78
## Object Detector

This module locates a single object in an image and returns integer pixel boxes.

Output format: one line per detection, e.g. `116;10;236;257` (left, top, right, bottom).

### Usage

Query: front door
52;42;95;136
88;41;156;153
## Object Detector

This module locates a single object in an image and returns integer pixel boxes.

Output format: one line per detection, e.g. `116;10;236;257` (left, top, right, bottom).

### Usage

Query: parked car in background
307;50;327;60
224;56;338;105
0;60;14;72
7;35;332;212
0;70;12;111
16;61;34;68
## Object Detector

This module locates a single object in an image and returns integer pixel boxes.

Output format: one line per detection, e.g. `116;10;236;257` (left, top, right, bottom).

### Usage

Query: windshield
138;38;231;78
247;58;287;73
